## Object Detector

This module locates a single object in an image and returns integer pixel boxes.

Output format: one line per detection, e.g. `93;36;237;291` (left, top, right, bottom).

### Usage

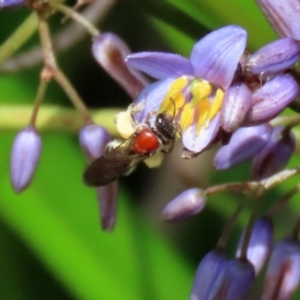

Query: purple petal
251;127;295;180
182;113;220;154
162;188;206;222
190;25;247;90
236;217;273;275
256;0;300;39
92;33;148;99
10;126;42;193
221;82;253;132
245;74;299;125
262;238;300;300
0;0;26;8
96;180;118;231
79;124;111;162
247;37;300;75
133;78;175;123
191;249;228;300
214;124;272;170
225;258;255;300
125;52;193;79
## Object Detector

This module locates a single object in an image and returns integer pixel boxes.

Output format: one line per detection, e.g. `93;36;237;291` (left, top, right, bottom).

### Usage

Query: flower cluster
4;0;300;298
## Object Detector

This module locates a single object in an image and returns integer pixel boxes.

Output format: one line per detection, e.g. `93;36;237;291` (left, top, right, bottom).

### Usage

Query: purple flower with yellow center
125;25;247;155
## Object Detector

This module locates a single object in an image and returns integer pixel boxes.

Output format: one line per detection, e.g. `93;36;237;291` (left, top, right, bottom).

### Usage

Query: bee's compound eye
133;129;160;154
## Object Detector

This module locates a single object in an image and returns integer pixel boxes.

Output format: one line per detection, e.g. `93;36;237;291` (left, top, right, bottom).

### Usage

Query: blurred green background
0;0;299;299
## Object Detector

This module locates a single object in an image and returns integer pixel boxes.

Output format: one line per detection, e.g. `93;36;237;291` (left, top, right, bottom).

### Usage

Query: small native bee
83;111;180;187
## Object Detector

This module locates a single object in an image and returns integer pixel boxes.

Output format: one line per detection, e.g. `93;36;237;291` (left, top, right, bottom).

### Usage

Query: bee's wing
83;153;148;187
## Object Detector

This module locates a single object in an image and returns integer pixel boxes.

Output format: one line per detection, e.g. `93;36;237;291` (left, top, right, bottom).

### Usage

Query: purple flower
262;238;300;300
161;188;206;222
92;33;148;99
246;37;300;75
256;0;300;40
79;123;111;162
244;74;299;125
251;127;295;180
236;217;273;275
191;250;255;300
190;249;228;300
126;25;247;155
10;126;42;193
0;0;26;8
214;124;272;170
96;180;118;231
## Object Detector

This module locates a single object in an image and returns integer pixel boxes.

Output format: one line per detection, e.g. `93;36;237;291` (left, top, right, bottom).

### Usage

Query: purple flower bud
224;258;255;300
190;249;228;300
10;126;41;193
92;33;148;99
245;74;299;125
214;124;272;170
0;0;26;8
96;180;118;231
247;38;300;75
251;127;295;180
236;217;273;275
161;188;206;222
262;238;300;300
221;82;252;133
79;124;111;161
256;0;300;39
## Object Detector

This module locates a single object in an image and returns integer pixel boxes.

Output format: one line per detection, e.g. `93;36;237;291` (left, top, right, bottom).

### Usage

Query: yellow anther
190;80;212;99
208;88;224;121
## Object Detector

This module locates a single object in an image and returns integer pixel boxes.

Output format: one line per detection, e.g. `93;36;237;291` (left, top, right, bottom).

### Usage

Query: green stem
0;13;38;65
0;104;120;135
37;10;92;124
51;3;99;37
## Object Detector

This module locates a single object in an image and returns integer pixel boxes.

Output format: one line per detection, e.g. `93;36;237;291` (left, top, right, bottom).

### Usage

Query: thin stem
266;184;300;217
0;104;120;135
52;69;92;124
29;77;48;126
0;0;116;73
239;199;260;261
291;217;300;240
37;11;92;124
205;166;300;197
0;13;38;66
216;202;245;250
51;3;99;37
270;114;300;127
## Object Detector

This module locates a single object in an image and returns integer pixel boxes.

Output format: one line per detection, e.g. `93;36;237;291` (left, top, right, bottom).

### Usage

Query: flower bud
221;82;252;133
190;249;228;300
245;74;299;125
214;124;272;170
79;124;111;161
96;180;118;231
262;238;300;300
251;127;295;180
256;0;300;39
10;126;41;193
247;38;300;75
224;258;255;300
0;0;26;8
162;188;206;222
236;217;273;275
92;33;148;99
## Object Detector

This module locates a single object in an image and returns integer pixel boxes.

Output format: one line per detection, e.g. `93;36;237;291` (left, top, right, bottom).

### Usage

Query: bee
83;111;180;187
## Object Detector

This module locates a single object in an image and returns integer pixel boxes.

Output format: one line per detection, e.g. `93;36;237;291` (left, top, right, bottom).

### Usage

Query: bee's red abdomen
133;128;160;154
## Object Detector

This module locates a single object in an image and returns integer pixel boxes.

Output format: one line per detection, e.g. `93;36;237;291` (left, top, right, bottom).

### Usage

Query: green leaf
0;133;193;299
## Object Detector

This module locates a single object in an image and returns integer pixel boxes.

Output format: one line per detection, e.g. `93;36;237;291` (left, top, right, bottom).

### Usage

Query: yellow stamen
208;89;224;121
158;77;224;136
